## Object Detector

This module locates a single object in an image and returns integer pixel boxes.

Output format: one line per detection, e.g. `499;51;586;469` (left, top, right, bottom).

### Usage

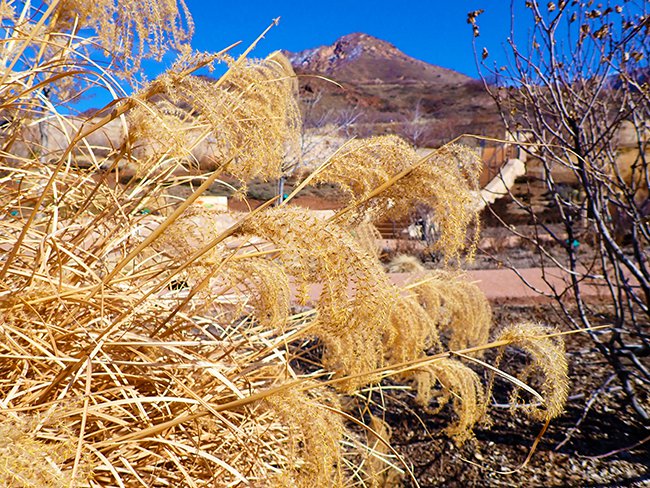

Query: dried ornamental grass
407;270;492;354
0;96;336;488
363;414;403;487
0;151;569;486
51;0;194;75
386;254;425;274
0;2;574;485
385;294;442;369
126;98;199;167
415;359;487;444
218;257;292;330
349;220;382;260
381;274;491;443
0;284;342;486
264;388;345;488
491;322;570;422
238;205;400;390
0;413;90;487
130;50;301;184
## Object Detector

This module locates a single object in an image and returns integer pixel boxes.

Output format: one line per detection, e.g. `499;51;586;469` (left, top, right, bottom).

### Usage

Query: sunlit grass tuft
0;2;570;485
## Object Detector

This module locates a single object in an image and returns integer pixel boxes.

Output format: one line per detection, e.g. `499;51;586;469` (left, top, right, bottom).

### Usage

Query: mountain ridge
282;32;501;147
284;32;471;86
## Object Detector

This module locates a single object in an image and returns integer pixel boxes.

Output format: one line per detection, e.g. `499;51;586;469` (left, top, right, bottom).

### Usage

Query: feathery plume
492;322;570;421
313;136;482;260
416;359;487;443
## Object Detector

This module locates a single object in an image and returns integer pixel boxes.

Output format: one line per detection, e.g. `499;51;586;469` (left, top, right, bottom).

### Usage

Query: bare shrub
474;1;650;421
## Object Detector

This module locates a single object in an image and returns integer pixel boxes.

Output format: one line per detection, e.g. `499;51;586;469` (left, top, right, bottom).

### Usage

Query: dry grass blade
452;351;543;403
317;403;420;488
97;160;231;287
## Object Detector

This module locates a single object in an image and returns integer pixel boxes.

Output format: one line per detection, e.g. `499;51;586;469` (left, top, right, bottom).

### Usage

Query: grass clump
127;49;301;187
0;1;570;485
238;205;398;391
312;135;482;260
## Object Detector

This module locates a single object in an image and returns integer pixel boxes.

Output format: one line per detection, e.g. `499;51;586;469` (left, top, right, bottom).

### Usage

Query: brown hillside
287;33;470;85
283;33;502;147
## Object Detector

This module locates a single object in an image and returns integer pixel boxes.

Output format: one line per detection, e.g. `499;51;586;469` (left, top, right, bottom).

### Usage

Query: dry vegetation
1;1;572;486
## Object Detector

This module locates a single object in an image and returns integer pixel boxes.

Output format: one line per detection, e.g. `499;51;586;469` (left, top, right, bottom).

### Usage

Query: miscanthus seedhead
238;205;399;389
131;51;301;184
407;270;492;354
349;220;382;260
51;0;193;74
313;135;482;260
0;413;90;487
385;293;442;368
265;387;345;487
492;322;570;422
127;99;199;167
216;257;292;330
154;205;224;266
416;358;487;443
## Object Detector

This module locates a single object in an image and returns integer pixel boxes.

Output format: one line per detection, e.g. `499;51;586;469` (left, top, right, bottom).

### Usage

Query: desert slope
283;33;502;147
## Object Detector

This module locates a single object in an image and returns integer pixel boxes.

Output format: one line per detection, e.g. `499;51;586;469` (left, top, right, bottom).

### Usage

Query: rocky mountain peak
284;32;471;86
285;33;394;75
282;33;499;147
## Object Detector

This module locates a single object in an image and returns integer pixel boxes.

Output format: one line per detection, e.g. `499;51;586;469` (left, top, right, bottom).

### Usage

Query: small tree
402;98;431;147
473;2;649;421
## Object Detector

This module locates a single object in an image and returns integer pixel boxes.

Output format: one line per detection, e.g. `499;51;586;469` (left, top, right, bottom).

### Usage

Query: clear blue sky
76;1;648;111
78;2;533;110
180;1;529;78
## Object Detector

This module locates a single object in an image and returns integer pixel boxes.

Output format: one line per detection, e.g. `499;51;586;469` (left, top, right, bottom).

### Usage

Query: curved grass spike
490;322;569;422
329;132;480;220
385;293;442;369
156;251;290;338
349;220;382;259
325;136;482;260
220;257;291;329
417;358;487;443
409;270;492;353
264;388;345;487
